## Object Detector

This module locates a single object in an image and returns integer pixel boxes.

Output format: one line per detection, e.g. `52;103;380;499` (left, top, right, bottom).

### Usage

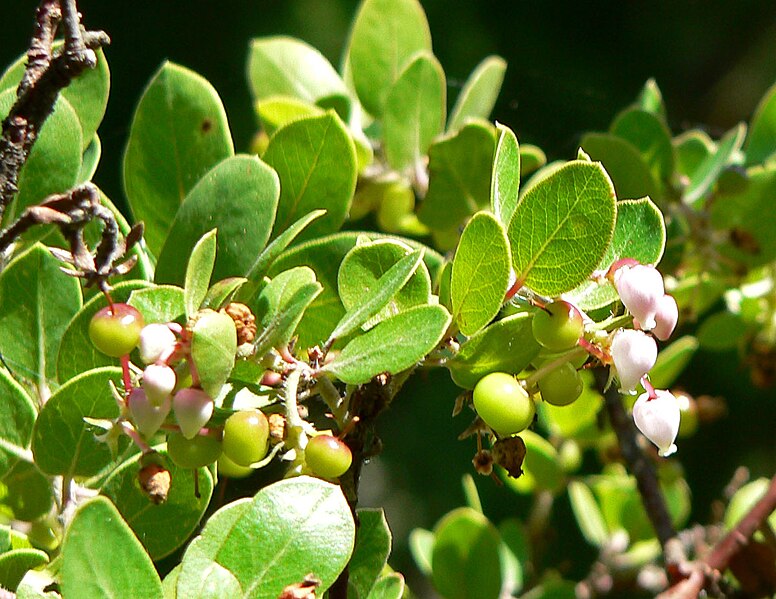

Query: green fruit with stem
166;431;222;469
88;303;145;357
473;372;535;436
222;409;270;467
538;362;583;406
305;435;352;479
531;300;584;352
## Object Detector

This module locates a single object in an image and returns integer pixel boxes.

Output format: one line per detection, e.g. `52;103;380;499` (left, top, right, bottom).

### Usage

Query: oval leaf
190;311;237;399
491;123;521;226
183;229;218;318
508;161;616;296
448;56;506;133
451;212;510;336
383;52;445;172
177;477;354;598
324;304;451;384
349;509;393;598
683;123;746;206
61;497;163;599
155;155;280;286
263;113;356;242
124;61;234;255
745;81;776;166
568;481;609;548
580;132;657;201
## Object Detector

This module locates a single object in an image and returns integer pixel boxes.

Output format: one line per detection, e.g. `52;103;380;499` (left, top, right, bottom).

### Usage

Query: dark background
3;1;776;593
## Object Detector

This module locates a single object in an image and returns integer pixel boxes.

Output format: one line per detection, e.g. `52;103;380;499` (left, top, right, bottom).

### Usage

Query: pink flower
652;294;679;341
138;323;177;364
610;329;658;394
173;388;213;439
614;264;665;331
632;390;680;457
128;388;171;438
142;364;176;406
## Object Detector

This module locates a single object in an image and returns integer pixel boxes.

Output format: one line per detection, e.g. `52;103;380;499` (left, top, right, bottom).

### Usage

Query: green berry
531;301;584;352
166;432;222;469
88;303;145;357
222;410;270;467
473;372;535;436
217;453;254;479
538;362;583;407
305;435;352;479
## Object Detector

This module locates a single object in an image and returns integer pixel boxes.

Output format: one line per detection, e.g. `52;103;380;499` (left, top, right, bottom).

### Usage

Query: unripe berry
614;264;665;331
531;301;584;352
632;390;680;457
222;410;270;467
538;362;583;406
305;435;352;479
166;432;222;469
610;329;657;394
128;388;171;438
138;323;177;364
473;372;535;436
88;303;145;357
142;364;176;407
173;387;214;439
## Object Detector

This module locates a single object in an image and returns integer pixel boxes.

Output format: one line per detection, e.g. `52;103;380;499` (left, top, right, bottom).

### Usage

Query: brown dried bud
472;449;494;476
138;462;171;504
221;302;257;344
268;413;286;445
277;574;320;599
491;436;526;479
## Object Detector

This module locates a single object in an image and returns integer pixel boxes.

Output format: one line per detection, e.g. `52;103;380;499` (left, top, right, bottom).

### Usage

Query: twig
0;0;110;217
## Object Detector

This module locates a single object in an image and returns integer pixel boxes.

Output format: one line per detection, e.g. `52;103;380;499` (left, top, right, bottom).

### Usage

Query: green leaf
674;130;715;179
409;529;434;576
447;313;540;389
383;52;445;171
78;134;102;183
710;166;776;266
367;574;405;599
0;90;82;228
56;281;150;383
0;46;109;152
683;123;746;206
201;278;248;311
448;56;506;133
491;123;521;226
247;37;349;105
451;212;510;336
2;461;53;521
0;244;82;394
162;565;182;599
61;496;163;599
349;509;393;598
0;369;36;476
263;113;356;242
498;519;529;595
190;311;237;399
610;108;674;190
520;579;576;599
184;230;218;319
580;132;657;201
697;312;749;351
345;0;431;117
567;197;666;310
31;367;127;477
329;250;423;345
338;240;431;332
0;548;48;592
100;448;214;560
324;304;450;384
520;144;547;177
269;232;443;350
129;285;187;325
124;61;234;256
745;81;776;166
568;481;609;548
253;267;322;356
246;210;327;285
649;336;699;389
503;430;564;494
177;476;354;598
635;78;667;121
419;121;496;231
155;154;280;286
508;160;617;296
255;96;323;137
725;478;776;531
431;507;502;599
538;372;602;441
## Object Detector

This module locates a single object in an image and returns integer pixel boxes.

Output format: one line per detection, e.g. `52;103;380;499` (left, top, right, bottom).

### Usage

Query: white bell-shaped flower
138;323;177;364
128;388;171;438
142;363;177;407
614;264;665;331
610;328;658;394
173;387;213;439
632;389;680;457
652;294;679;341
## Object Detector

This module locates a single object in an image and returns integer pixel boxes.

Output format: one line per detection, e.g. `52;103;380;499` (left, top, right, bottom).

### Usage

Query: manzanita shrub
1;0;775;598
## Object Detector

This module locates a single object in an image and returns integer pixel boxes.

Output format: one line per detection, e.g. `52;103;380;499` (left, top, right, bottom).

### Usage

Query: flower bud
128;388;171;438
142;364;177;407
614;264;665;331
652;294;678;341
610;329;658;394
138;323;177;364
632;390;680;457
173;387;213;439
